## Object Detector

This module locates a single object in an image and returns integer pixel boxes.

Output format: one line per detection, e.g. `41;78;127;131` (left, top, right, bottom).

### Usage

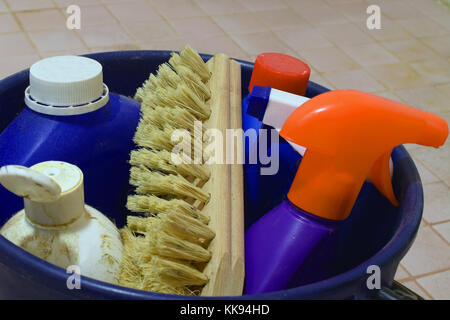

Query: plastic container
0;161;123;285
0;56;141;227
0;51;425;299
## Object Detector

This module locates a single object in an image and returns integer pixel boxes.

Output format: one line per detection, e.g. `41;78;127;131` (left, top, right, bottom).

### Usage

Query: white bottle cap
0;161;85;228
25;56;109;116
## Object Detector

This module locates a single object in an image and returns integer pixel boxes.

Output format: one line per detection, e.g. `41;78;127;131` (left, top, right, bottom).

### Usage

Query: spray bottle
244;89;448;294
242;53;311;221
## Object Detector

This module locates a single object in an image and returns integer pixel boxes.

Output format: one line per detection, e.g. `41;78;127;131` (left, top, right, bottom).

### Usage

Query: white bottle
0;161;123;285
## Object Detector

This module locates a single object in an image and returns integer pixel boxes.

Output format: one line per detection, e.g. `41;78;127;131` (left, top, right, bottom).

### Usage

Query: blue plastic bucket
0;51;423;299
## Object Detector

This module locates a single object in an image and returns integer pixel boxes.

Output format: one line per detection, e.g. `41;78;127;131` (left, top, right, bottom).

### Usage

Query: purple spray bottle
244;88;449;294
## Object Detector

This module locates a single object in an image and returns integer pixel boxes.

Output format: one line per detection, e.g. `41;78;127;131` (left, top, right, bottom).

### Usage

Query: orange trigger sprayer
280;89;448;220
245;89;448;294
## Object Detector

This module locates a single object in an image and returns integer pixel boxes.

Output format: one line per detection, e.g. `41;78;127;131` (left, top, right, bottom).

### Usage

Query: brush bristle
130;149;210;181
121;45;215;296
127;195;210;224
130;166;210;203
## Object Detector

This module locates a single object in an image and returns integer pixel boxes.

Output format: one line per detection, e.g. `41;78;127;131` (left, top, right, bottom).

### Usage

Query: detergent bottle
244;89;449;294
0;161;123;284
0;56;141;224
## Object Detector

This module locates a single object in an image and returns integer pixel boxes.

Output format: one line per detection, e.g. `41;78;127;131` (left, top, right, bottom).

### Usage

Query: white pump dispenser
0;161;123;284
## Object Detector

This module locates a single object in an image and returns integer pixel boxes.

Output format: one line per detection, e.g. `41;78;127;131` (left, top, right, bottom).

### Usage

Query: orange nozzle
280;89;449;221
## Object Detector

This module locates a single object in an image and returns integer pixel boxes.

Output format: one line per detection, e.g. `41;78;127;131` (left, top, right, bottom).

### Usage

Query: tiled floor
0;0;449;299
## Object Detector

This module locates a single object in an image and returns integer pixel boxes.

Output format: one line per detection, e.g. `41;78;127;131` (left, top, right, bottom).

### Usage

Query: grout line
3;1;40;55
430;220;450;226
402;266;450;283
80;2;139;51
430;224;450;246
412;279;435;299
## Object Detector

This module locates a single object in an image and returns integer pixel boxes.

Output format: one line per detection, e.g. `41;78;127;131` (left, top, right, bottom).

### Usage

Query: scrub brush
119;45;245;296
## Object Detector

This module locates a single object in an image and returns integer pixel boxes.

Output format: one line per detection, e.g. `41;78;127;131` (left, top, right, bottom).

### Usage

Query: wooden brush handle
200;54;232;296
229;59;245;296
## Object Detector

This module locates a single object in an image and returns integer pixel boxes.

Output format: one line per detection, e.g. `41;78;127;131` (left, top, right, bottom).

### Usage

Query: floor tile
316;22;374;46
424;182;450;223
421;182;450;224
212;12;269;35
366;62;429;89
412;159;441;185
29;29;86;53
0;13;19;33
309;73;336;90
410;0;450;17
169;16;224;39
433;222;450;244
0;53;40;79
407;125;450;188
421;35;450;57
150;0;205;19
417;270;450;300
429;13;450;33
89;43;141;53
297;46;359;72
324;0;364;4
6;0;55;11
323;68;385;92
124;20;177;43
274;27;334;51
54;0;102;7
382;39;437;62
76;23;133;48
16;9;66;32
394;264;410;281
39;48;90;58
294;4;349;26
0;1;7;13
334;2;371;23
139;38;189;52
194;0;247;15
400;280;433;299
100;0;143;3
63;5;116;27
436;82;450;99
107;0;161;22
410;58;450;84
401;226;450;276
339;43;399;67
361;18;413;42
0;32;35;56
380;1;425;20
372;90;401;101
188;34;250;61
230;32;295;57
238;0;288;12
394;86;450;113
396;17;448;38
254;9;309;31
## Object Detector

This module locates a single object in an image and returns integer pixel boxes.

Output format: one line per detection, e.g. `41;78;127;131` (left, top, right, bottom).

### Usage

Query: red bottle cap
248;53;310;96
